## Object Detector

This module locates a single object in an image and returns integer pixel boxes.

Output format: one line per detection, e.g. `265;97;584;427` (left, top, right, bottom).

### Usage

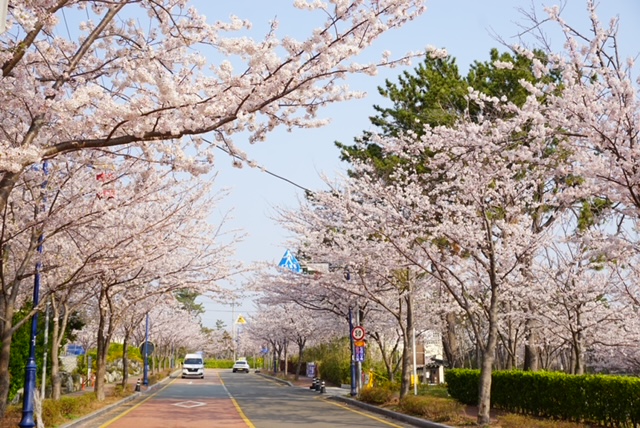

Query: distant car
232;360;250;373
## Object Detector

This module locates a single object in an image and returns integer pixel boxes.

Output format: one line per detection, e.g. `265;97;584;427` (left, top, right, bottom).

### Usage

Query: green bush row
445;369;640;426
203;358;262;369
444;369;479;405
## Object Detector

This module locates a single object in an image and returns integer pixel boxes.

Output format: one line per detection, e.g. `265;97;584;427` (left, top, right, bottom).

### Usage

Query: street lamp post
20;162;49;428
348;306;357;397
18;235;43;428
143;313;149;386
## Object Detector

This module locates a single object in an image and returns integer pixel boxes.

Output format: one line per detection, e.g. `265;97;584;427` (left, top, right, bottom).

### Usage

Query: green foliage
6;304;63;403
577;197;612;232
204;359;232;368
203;357;261;369
444;369;479;405
416;383;450;398
358;386;395;405
318;355;350;386
8;309;32;402
337;48;558;179
41;393;97;426
446;369;640;426
308;338;351;386
174;289;205;316
106;342;142;364
399;394;463;423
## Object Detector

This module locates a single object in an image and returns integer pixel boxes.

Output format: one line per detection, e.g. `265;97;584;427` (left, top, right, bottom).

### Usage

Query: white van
182;353;205;379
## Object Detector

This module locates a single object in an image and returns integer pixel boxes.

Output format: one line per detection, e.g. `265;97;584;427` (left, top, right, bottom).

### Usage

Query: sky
192;0;640;329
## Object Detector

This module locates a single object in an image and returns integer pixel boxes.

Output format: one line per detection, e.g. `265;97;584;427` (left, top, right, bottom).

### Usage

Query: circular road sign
139;341;155;356
351;326;365;341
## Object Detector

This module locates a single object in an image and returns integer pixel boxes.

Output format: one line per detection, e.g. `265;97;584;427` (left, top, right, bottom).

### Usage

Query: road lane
90;369;414;428
220;371;412;428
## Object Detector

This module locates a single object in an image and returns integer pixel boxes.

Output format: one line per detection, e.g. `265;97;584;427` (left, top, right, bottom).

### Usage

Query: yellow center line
99;376;179;427
219;372;256;428
322;398;406;428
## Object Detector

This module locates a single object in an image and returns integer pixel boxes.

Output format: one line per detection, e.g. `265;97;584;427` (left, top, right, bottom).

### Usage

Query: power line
203;138;313;193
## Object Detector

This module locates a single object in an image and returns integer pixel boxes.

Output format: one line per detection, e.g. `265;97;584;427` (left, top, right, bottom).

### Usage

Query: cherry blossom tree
0;0;426;215
0;149;242;410
271;186;447;396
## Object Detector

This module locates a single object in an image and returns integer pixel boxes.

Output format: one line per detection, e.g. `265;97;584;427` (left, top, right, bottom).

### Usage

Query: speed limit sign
351;326;365;341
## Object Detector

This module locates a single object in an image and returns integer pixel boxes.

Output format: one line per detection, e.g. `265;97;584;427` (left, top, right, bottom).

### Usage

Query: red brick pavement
99;372;250;428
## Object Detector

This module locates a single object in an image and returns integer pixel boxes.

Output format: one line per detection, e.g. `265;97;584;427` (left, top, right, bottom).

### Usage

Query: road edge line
219;372;256;428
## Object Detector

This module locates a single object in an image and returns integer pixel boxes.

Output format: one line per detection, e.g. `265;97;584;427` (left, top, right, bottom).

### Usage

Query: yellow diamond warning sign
236;315;247;325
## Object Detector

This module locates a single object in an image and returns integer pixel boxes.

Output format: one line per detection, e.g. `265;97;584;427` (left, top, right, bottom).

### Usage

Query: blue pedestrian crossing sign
278;249;302;273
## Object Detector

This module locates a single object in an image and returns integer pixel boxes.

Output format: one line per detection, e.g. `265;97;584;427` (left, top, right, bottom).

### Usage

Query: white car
232;360;250;373
182;353;205;379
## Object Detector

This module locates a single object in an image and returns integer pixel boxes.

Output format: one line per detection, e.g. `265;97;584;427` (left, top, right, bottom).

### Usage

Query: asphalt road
69;369;416;428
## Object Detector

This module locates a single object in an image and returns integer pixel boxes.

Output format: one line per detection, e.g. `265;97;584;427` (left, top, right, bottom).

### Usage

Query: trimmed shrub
446;368;640;426
399;395;463;423
444;369;479;405
358;386;395;405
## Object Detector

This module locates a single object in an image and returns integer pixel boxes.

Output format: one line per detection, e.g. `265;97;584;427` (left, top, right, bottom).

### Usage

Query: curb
328;395;454;428
60;370;181;428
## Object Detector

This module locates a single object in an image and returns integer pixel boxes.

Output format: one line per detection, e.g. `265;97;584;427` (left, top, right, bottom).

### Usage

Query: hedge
445;369;640;426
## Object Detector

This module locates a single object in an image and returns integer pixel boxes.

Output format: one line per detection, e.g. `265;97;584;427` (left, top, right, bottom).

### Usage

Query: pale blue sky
195;0;640;329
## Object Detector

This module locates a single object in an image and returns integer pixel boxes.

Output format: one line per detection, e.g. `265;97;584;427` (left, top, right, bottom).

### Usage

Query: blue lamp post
18;235;43;428
20;161;49;428
143;313;149;386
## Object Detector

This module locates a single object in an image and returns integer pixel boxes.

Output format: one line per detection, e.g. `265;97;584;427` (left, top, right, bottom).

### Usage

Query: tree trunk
295;340;305;381
51;308;61;400
442;312;462;368
399;293;414;399
121;333;130;388
572;310;584;375
477;285;500;426
95;334;108;401
523;316;540;371
95;289;110;401
0;312;14;419
283;340;288;376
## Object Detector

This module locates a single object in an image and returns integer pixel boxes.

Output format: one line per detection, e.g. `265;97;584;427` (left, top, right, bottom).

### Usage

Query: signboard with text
355;346;365;362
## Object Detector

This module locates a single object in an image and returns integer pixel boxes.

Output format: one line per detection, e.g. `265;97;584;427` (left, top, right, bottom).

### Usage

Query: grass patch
417;383;450;398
